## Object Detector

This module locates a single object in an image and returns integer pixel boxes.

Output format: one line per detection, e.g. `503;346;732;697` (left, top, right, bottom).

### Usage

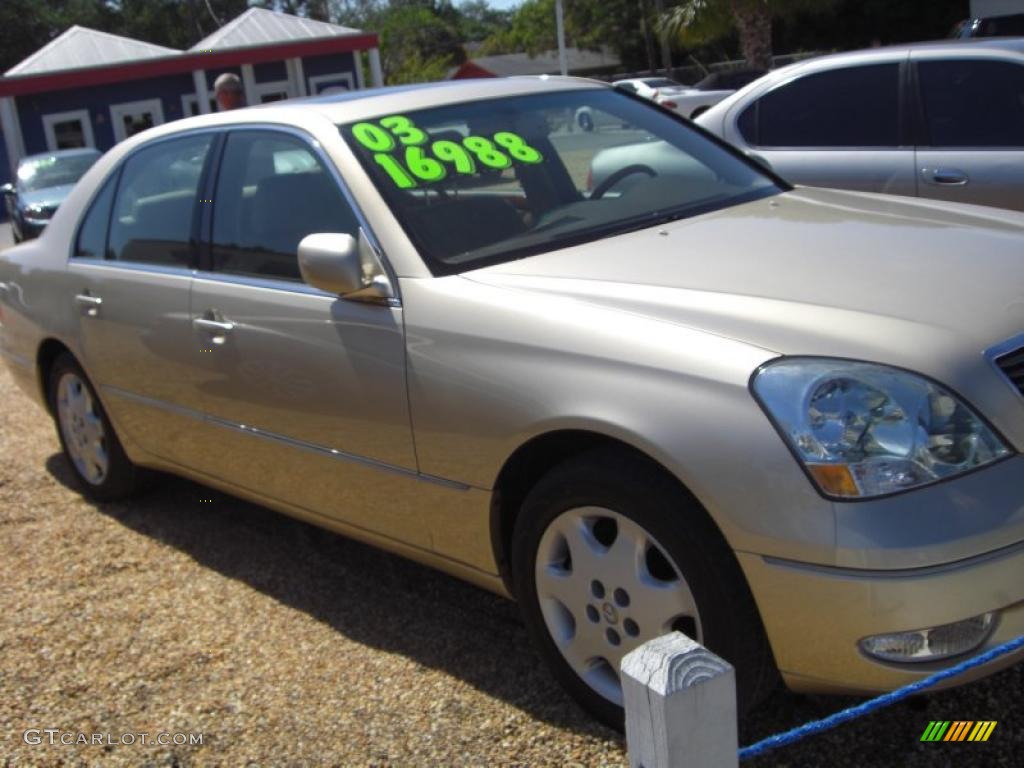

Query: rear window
738;64;900;147
341;89;780;275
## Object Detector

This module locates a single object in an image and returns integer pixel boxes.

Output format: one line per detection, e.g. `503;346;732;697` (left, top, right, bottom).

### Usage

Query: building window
110;99;166;142
252;79;293;103
308;72;355;95
42;109;95;151
181;94;217;117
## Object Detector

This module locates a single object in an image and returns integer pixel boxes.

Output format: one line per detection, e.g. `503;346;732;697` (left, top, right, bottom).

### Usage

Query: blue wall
15;72;196;155
10;50;359;160
253;60;287;82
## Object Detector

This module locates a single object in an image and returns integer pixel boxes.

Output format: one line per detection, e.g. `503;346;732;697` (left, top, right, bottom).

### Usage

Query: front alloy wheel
535;506;701;706
513;448;775;728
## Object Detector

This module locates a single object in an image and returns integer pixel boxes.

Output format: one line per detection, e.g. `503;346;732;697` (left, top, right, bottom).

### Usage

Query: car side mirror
745;151;773;173
297;231;395;302
0;183;14;197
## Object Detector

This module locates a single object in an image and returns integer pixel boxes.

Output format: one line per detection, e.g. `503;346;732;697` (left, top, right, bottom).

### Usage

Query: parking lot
0;227;1020;765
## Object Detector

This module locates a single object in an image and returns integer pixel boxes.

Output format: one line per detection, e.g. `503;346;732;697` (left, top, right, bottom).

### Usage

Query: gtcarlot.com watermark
24;729;203;747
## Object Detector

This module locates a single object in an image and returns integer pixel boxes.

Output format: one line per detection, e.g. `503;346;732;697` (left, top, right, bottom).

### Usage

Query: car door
189;127;425;545
731;60;917;197
68;131;216;468
912;54;1024;212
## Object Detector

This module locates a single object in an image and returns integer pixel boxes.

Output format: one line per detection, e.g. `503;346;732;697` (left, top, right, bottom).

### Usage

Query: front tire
511;448;776;728
49;352;141;501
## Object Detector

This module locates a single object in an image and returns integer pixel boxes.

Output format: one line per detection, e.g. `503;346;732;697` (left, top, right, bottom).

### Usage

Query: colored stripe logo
920;721;997;742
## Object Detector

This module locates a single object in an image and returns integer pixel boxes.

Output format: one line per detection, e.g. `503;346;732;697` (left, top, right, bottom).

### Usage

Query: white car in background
614;69;766;119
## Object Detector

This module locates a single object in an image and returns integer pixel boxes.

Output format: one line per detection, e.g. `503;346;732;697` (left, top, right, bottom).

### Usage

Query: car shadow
43;453;613;739
44;452;1019;765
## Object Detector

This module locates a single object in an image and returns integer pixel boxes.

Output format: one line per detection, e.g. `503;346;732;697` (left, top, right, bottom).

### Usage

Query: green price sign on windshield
352;115;543;189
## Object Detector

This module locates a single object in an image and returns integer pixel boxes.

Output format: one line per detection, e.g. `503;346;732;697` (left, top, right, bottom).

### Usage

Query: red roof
0;33;379;98
450;61;499;80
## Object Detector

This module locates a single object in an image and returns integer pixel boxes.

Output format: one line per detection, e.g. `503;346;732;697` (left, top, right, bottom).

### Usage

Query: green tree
480;0;557;55
659;0;835;69
456;0;512;43
479;0;666;72
371;3;466;83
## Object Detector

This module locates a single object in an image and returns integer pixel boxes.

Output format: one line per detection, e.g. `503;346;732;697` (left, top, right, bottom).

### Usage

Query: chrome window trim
985;331;1024;401
68;258;195;280
191;269;345;299
101;384;466;490
199;122;401;304
65;123;402;307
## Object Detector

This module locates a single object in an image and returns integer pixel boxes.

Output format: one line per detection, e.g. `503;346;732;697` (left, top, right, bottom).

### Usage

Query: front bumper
17;216;48;240
738;538;1024;694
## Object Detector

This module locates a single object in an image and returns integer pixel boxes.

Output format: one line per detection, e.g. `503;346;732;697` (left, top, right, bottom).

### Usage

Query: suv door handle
74;293;103;317
193;317;235;334
924;168;969;186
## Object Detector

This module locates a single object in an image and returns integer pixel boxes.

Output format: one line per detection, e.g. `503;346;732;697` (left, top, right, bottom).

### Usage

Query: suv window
107;134;213;266
210;131;359;281
74;172;118;259
739;63;900;147
918;59;1024;147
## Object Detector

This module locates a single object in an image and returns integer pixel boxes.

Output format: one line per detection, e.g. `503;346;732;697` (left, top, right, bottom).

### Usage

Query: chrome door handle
925;168;969;186
74;293;103;316
193;317;235;334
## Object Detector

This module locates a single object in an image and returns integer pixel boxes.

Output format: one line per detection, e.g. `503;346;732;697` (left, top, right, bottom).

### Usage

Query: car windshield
340;89;782;274
18;152;99;193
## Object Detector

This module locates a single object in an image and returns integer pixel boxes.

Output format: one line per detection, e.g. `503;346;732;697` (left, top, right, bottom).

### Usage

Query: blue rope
738;634;1024;761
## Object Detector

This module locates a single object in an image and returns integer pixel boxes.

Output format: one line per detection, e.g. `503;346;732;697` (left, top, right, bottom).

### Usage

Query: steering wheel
590;164;658;200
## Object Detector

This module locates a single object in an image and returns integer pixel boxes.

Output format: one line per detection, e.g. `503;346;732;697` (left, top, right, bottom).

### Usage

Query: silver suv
696;38;1024;211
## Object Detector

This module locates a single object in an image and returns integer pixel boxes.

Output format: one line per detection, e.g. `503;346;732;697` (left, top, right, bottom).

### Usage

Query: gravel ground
1;356;1021;766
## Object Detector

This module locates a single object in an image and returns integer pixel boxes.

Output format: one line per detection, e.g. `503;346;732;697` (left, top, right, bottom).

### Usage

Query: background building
0;7;381;187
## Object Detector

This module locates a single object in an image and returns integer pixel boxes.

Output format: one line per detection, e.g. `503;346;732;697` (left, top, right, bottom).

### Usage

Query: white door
110;99;165;142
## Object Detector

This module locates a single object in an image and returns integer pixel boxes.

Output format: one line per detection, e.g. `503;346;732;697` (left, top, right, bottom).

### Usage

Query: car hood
18;184;76;209
467;187;1024;373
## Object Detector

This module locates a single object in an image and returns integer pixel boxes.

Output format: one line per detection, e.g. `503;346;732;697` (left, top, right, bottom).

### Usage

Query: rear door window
74;173;118;259
917;59;1024;147
739;64;901;147
107;134;213;266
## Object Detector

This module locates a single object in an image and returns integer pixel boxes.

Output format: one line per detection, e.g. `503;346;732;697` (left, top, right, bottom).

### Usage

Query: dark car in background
2;148;101;242
951;13;1024;38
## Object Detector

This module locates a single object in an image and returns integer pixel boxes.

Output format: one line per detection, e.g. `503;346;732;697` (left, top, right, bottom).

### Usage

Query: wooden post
621;632;738;768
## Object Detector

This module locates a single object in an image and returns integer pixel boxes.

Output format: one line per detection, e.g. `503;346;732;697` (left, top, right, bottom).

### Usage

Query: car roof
781;35;1024;70
262;76;605;123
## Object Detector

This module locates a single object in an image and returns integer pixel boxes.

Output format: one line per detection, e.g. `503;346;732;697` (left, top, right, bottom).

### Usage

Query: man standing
213;73;245;111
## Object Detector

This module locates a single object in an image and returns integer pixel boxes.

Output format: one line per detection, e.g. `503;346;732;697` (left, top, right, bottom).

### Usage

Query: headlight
752;358;1010;498
24;205;54;221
